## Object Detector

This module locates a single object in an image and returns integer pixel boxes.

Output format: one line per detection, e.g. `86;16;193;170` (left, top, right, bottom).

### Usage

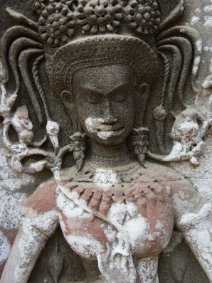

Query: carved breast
57;181;174;260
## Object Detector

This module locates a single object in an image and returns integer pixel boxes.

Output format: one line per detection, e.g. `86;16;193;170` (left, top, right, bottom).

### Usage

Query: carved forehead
73;65;136;94
45;35;158;96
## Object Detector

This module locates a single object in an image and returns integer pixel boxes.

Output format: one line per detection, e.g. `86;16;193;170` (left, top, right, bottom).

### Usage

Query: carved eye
112;92;128;103
85;93;100;104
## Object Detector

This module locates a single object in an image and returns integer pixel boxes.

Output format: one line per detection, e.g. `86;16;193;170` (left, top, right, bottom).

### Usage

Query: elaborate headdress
32;0;163;104
33;0;162;46
1;0;202;122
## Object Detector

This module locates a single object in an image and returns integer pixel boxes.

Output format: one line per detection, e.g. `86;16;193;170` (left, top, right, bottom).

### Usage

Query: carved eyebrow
79;86;105;96
108;81;133;95
78;80;133;96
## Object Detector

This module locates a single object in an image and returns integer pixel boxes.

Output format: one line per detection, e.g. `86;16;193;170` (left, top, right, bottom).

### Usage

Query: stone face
0;0;212;283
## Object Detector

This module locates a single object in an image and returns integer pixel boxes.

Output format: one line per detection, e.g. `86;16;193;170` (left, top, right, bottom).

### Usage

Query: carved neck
87;141;131;168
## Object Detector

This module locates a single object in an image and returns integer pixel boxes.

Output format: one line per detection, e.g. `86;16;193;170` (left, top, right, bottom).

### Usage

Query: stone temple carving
0;0;212;282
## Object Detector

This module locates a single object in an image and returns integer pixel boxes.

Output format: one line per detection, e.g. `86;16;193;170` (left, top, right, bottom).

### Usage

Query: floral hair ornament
33;0;162;46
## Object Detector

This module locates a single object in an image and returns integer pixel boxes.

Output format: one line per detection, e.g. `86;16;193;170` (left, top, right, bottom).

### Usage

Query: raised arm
172;179;212;282
0;181;59;283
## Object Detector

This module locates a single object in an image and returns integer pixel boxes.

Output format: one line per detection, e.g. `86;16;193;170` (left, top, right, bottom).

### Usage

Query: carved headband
33;0;161;46
45;35;158;95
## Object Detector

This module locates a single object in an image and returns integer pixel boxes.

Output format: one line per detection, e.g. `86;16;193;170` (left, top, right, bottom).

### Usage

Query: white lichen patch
85;117;104;133
179;202;211;227
177;202;212;281
57;185;92;218
97;131;114;140
124;217;148;250
107;202;148;252
84;117;124;141
0;138;34;192
57;189;88;219
204;15;212;26
204;4;212;13
191;16;200;25
12;210;59;282
0;231;11;263
15;227;46;282
0;190;27;230
107;203;138;226
66;234;104;259
22;210;58;237
137;257;159;283
94;168;117;189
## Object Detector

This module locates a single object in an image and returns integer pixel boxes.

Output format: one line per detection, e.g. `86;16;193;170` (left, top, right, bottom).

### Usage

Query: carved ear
138;83;150;100
61;90;75;109
135;83;150;111
135;83;150;127
60;89;79;132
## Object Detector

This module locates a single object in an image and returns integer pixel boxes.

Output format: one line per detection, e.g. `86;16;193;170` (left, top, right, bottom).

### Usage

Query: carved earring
130;127;149;166
61;90;81;133
61;90;87;170
69;132;87;170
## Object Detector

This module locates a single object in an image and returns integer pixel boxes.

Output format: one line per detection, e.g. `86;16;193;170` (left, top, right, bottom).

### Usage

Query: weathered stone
0;0;212;283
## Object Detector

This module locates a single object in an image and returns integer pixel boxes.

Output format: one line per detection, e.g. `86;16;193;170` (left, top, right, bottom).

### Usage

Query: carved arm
172;180;212;282
0;182;59;283
179;204;212;281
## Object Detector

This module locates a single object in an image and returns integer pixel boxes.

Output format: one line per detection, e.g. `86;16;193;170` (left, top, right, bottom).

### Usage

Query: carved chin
84;117;128;144
88;131;127;145
97;128;125;140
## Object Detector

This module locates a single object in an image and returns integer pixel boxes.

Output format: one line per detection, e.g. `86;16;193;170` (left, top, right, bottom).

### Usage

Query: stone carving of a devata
0;0;212;282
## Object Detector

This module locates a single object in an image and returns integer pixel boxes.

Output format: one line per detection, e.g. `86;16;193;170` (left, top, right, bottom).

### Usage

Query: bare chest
57;182;174;260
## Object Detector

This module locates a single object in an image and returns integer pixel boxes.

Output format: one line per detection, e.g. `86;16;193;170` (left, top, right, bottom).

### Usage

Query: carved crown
33;0;161;46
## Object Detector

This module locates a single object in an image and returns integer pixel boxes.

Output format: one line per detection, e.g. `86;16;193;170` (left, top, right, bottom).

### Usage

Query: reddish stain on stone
24;180;57;213
72;217;108;248
56;207;72;236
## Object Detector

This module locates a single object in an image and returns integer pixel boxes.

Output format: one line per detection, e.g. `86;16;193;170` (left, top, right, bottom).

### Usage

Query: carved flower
37;2;75;46
73;0;123;34
33;0;73;13
125;0;161;34
33;0;46;14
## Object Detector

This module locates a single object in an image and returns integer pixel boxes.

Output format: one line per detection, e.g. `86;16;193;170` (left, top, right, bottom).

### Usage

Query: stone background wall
0;0;212;281
172;0;212;202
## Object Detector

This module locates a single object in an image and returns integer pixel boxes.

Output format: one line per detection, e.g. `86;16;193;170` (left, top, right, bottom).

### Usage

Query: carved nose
103;101;117;124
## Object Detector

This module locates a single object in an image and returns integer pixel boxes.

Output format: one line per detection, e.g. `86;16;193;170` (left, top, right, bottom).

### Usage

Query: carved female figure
0;0;212;282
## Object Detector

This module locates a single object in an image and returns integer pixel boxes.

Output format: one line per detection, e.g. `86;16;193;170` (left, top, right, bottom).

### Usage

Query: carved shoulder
143;161;185;182
143;162;208;223
22;179;57;215
166;178;207;224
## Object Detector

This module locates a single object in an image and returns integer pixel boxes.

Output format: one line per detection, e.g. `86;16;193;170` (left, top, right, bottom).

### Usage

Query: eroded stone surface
0;0;212;282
